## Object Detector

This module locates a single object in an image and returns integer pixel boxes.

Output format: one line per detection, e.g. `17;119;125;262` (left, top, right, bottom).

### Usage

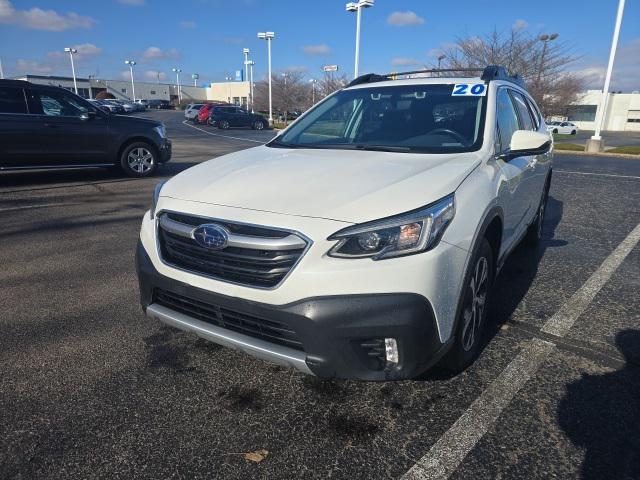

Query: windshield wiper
353;144;412;153
267;139;302;148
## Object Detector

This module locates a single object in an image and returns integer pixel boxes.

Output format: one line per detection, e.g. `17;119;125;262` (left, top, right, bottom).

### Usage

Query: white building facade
569;90;640;132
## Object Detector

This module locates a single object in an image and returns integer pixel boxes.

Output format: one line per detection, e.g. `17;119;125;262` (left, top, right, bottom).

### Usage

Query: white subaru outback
136;66;553;381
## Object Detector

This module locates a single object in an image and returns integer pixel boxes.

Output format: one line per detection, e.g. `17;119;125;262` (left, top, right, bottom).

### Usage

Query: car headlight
327;194;455;260
153;124;167;138
149;180;167;219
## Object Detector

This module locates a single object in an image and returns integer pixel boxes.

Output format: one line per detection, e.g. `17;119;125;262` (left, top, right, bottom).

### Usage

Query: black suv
0;80;171;177
208;106;268;130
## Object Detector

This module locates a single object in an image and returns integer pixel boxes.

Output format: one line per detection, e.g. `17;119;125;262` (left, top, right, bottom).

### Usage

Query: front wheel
218;120;230;130
252;120;265;130
120;142;158;178
571;130;577;135
553;128;558;134
524;177;550;246
442;239;494;373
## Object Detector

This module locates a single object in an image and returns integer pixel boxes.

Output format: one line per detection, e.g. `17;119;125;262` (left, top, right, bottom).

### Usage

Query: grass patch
607;146;640;155
553;133;576;140
555;143;585;152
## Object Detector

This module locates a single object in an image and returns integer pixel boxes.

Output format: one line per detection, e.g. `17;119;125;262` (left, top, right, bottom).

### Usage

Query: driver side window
34;89;89;117
495;88;520;153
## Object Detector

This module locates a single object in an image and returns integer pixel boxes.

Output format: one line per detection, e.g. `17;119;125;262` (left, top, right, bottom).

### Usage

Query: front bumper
136;241;449;381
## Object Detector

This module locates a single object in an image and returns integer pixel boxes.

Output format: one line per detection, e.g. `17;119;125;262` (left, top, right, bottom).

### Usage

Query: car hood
108;114;160;127
161;145;483;223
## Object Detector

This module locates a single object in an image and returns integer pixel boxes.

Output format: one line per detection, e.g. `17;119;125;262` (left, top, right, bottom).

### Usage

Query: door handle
43;123;60;128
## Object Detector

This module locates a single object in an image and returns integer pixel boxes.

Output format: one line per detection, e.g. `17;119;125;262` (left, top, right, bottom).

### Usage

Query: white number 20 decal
452;83;487;96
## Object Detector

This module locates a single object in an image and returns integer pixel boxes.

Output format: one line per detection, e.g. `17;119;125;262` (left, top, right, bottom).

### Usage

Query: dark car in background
0;80;171;177
208;105;268;130
147;99;173;110
195;102;227;124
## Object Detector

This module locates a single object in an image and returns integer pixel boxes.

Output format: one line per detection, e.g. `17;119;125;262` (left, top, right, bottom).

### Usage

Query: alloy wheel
461;256;489;352
127;147;154;174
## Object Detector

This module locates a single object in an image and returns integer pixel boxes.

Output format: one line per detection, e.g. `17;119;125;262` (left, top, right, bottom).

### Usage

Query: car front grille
157;212;309;289
153;288;304;351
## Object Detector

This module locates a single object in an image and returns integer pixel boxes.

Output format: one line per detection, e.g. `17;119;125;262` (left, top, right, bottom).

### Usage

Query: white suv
136;66;553;381
184;103;205;121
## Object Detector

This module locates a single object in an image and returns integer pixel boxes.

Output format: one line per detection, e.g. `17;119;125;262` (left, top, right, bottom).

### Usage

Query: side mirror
80;111;97;121
499;130;551;161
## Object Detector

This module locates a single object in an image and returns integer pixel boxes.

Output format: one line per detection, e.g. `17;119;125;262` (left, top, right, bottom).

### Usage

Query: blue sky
1;0;638;90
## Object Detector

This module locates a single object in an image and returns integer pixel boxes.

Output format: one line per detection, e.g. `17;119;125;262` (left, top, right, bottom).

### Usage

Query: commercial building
568;90;640;132
12;74;250;107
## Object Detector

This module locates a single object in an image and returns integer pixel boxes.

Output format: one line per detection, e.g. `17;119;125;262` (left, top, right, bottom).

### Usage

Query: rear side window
0;87;28;114
495;88;520;153
510;91;535;131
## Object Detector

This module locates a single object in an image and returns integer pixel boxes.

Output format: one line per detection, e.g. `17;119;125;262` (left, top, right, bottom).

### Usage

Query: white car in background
184;104;205;121
547;121;578;135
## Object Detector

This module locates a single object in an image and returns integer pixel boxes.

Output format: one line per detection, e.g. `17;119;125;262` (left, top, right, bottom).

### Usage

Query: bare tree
254;70;310;122
437;28;585;116
316;72;349;99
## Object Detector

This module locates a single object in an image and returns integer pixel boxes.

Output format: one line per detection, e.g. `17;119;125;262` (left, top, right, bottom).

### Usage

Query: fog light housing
385;338;399;364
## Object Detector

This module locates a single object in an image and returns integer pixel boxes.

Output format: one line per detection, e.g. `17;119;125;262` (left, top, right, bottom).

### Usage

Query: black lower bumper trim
136;240;447;380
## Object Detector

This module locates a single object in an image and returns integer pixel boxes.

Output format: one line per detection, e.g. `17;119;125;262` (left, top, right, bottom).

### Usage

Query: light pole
192;73;199;86
243;48;250;83
172;68;182;103
64;47;78;94
258;31;275;125
247;60;255;112
536;33;558;90
346;0;374;79
309;78;317;105
225;76;232;104
437;54;445;70
125;60;137;101
0;58;4;79
588;0;626;151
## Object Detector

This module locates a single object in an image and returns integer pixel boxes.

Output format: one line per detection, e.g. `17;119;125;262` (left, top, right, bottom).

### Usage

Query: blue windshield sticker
452;83;487;96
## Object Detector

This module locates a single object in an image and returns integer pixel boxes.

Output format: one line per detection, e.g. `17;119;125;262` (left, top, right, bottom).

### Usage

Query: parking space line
402;339;555;480
401;220;640;480
541;222;640;337
182;121;268;144
555;170;640;180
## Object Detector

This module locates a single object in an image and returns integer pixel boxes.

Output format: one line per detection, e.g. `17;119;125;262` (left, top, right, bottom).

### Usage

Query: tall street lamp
246;60;255;112
437;54;446;70
258;31;275;125
172;68;182;103
125;60;137;101
588;0;626;152
192;73;199;86
225;76;232;104
345;0;374;79
309;78;317;105
64;47;78;94
536;33;559;88
243;48;250;83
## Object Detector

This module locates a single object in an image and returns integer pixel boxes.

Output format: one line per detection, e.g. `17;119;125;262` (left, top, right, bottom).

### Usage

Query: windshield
269;84;486;153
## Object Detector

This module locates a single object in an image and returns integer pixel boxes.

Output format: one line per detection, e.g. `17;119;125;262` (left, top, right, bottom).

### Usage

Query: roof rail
347;65;525;88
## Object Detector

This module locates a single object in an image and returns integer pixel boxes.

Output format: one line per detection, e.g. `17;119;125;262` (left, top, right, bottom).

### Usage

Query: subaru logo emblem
192;224;229;250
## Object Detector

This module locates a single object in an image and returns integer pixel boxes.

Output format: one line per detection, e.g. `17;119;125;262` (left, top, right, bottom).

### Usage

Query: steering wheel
426;128;470;146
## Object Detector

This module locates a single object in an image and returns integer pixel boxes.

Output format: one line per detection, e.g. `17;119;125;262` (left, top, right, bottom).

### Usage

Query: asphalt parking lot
1;110;639;480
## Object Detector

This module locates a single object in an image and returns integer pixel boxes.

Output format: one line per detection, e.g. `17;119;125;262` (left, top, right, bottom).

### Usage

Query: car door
235;108;253;127
26;87;112;165
495;87;534;250
0;85;42;168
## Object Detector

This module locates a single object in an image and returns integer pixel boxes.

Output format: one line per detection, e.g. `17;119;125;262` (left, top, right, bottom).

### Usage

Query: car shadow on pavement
486;194;566;335
558;329;640;480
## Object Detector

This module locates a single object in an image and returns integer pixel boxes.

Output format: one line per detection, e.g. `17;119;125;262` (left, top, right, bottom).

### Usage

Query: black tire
571;130;576;135
207;117;215;126
218;120;230;130
553;128;558;134
442;239;494;373
524;176;551;246
120;142;158;178
252;120;265;130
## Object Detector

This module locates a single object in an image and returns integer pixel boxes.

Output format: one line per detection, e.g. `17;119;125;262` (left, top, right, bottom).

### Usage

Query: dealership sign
322;65;339;72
